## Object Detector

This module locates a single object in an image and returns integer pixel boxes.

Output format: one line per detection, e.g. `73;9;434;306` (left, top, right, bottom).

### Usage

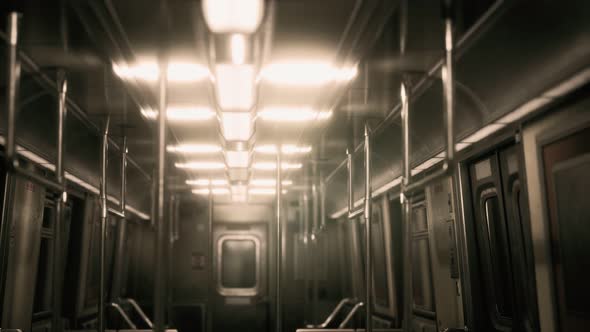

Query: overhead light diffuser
254;144;312;155
231;184;248;202
114;62;209;82
231;34;246;65
260;62;358;86
167;144;221;154
221;112;253;141
192;188;230;195
248;188;276;195
258;107;332;122
215;64;255;111
175;162;226;170
186;178;228;186
226;150;250;168
202;0;264;33
141;107;215;122
250;179;293;187
252;162;303;170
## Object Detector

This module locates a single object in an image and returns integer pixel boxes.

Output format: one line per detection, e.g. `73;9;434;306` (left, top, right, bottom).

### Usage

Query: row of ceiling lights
113;0;357;202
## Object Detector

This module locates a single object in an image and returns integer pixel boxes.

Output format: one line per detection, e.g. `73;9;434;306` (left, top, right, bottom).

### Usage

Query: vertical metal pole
311;160;319;324
302;166;310;324
52;70;67;332
207;182;214;332
275;152;283;332
99;118;110;332
121;137;128;216
154;56;168;332
346;150;353;213
443;0;455;165
363;124;373;332
400;82;413;332
5;12;21;167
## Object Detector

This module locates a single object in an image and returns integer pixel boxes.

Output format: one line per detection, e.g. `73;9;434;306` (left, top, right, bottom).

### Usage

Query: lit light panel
186;178;228;186
175;162;226;170
202;0;264;33
258;107;332;122
252;162;303;170
226;150;250;168
215;64;255;111
260;62;357;86
192;188;230;195
231;34;246;65
114;62;209;82
167;144;221;154
221;112;253;141
250;179;293;187
254;144;312;155
141;107;215;122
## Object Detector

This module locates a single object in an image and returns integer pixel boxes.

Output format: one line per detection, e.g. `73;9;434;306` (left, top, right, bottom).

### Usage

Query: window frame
216;234;261;296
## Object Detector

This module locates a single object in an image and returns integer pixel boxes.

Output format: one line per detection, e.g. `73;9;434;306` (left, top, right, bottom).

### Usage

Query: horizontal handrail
339;302;364;329
108;207;125;219
121;298;153;328
107;303;136;329
312;298;357;329
12;166;63;192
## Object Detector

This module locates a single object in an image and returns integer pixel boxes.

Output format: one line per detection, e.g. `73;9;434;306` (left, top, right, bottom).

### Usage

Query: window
483;195;514;318
411;203;435;315
218;235;260;296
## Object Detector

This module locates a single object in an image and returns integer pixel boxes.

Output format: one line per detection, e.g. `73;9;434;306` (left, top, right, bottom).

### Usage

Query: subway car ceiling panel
0;1;589;332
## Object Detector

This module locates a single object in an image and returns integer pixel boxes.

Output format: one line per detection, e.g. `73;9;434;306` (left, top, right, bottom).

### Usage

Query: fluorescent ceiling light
260;62;357;86
221;112;253;141
248;188;276;195
175;162;226;170
258;107;332;122
114;62;209;82
231;184;248;202
141;107;215;122
252;162;303;170
254;144;312;155
226;150;250;168
202;0;264;33
186;178;228;186
250;179;293;187
215;64;255;111
167;144;221;154
231;34;246;65
192;188;230;195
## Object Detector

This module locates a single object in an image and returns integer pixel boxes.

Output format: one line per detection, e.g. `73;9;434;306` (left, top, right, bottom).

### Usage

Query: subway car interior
0;1;589;332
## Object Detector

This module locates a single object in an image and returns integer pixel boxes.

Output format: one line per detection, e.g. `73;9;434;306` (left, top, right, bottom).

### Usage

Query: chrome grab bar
338;301;364;329
121;298;153;328
107;302;136;329
311;297;357;328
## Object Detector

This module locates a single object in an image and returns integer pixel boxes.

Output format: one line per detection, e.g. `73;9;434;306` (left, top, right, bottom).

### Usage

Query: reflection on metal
154;54;168;332
107;302;137;329
276;152;283;332
216;235;261;296
314;298;357;328
5;11;20;168
122;298;153;328
52;70;67;332
207;182;214;332
99;119;110;332
339;302;365;329
363;124;373;332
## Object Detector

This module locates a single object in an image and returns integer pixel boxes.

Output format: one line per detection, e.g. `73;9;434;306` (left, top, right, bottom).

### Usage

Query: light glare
114;62;209;82
141;107;215;122
252;162;303;170
186;179;228;186
192;188;230;195
221;112;253;141
175;162;226;170
255;144;312;155
202;0;264;33
167;144;221;154
215;64;255;111
250;179;293;187
231;34;246;65
226;150;250;168
260;62;357;86
258;107;332;122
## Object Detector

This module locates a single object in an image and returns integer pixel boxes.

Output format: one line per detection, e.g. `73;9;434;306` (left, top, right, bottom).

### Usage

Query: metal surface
207;185;214;332
107;303;137;329
5;12;20;168
315;298;357;328
52;70;67;332
363;124;372;332
338;302;364;329
154;54;168;332
276;152;283;332
401;194;412;332
99;120;110;332
121;137;128;216
216;235;261;296
122;298;153;328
